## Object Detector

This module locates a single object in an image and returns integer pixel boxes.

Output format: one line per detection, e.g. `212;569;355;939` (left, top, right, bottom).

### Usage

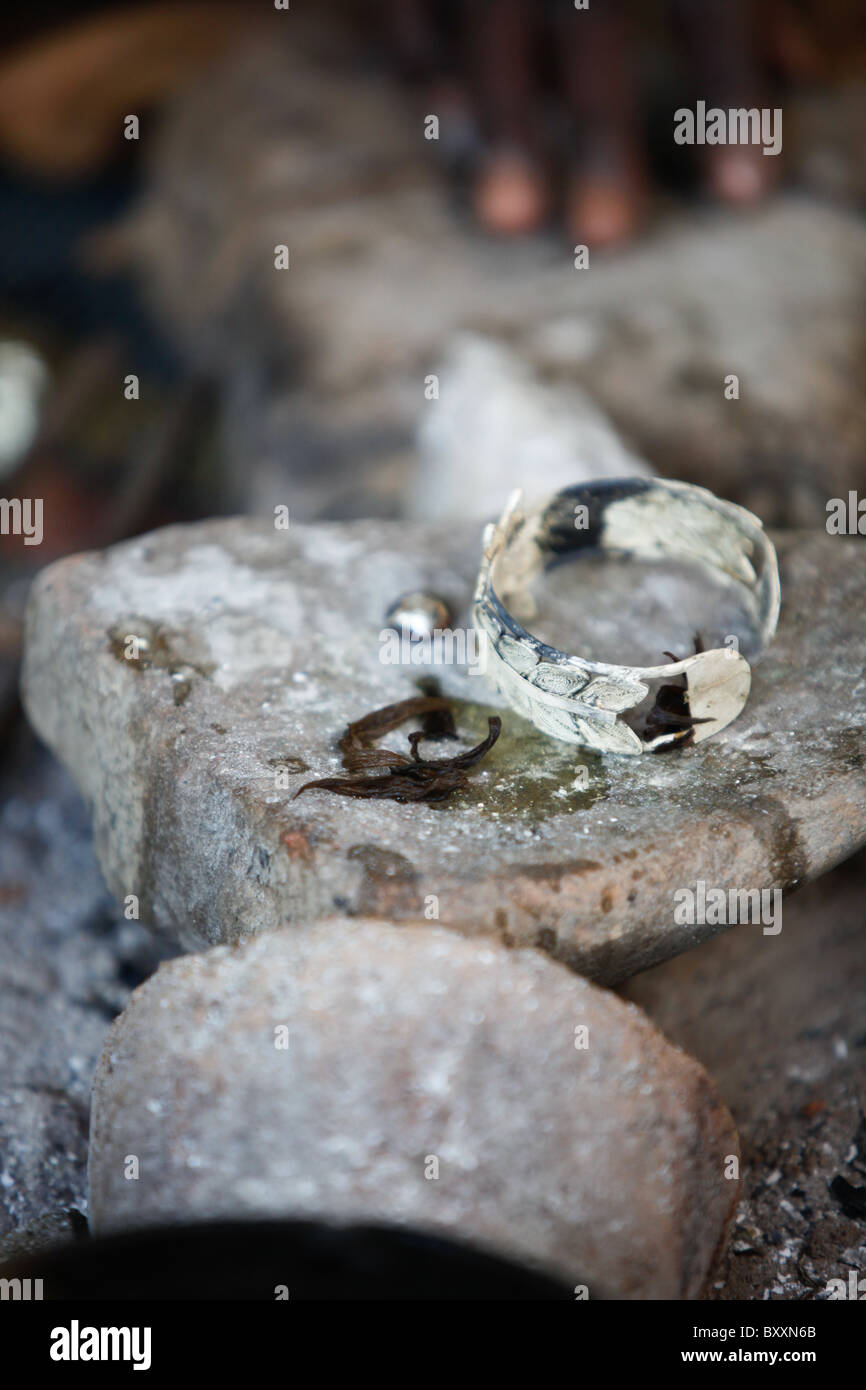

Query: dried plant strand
295;696;502;804
646;635;714;753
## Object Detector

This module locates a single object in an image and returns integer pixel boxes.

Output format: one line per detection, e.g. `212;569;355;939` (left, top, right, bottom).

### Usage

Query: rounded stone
89;920;740;1299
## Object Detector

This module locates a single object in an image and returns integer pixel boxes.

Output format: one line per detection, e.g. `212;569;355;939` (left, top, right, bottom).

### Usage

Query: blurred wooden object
0;3;261;177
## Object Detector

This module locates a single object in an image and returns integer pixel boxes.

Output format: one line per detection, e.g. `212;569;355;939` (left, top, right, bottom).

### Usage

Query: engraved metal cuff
472;478;781;756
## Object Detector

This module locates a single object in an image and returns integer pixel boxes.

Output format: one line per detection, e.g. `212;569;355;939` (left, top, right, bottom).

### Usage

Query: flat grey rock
89;921;739;1299
21;517;866;981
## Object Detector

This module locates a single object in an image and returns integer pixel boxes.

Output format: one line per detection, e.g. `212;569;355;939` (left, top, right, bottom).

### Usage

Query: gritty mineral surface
88;920;739;1299
21;517;866;980
623;849;866;1302
0;735;173;1255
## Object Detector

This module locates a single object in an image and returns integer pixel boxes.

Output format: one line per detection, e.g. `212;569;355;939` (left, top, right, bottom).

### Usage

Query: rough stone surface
88;920;739;1299
623;849;866;1302
122;31;866;526
21;516;866;980
0;733;173;1256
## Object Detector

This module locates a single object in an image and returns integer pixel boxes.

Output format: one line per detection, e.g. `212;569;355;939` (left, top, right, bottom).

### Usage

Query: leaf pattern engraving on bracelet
472;480;779;756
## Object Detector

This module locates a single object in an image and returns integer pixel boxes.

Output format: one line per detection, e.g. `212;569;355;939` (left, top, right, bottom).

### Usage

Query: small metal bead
384;591;453;641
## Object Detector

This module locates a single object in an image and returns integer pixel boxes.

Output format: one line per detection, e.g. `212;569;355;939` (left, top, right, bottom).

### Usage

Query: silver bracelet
472;478;781;756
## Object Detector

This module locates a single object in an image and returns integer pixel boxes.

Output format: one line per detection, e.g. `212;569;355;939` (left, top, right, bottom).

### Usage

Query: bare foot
473;148;549;236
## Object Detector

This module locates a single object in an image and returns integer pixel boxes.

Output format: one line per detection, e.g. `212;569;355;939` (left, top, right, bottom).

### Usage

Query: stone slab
21;516;866;981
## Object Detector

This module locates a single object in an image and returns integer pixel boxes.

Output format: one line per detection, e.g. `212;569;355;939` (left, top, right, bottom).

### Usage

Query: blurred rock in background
103;12;866;525
408;334;653;522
